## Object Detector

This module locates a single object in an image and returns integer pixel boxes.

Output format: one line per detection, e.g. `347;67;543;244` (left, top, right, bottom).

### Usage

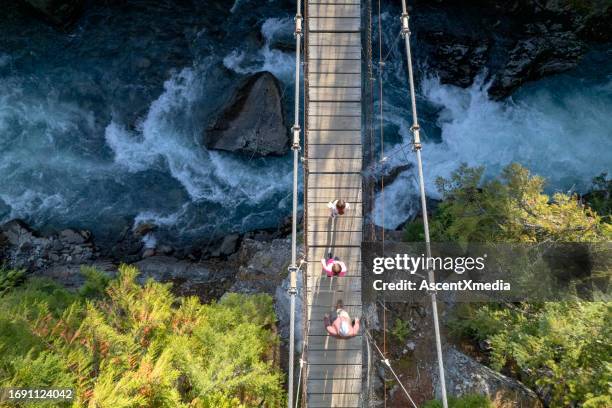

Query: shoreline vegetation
396;164;611;407
0;265;285;407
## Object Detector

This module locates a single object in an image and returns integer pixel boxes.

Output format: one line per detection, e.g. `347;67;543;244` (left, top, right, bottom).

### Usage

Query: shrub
419;164;612;407
0;265;285;407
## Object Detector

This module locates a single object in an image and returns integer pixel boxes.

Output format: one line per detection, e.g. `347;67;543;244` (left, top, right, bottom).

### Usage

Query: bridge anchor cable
288;1;303;407
399;1;449;407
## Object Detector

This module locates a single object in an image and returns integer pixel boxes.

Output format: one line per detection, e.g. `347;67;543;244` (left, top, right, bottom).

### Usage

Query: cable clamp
299;358;305;368
382;358;391;367
294;14;303;37
288;264;298;293
411;124;422;148
400;13;410;37
291;125;301;150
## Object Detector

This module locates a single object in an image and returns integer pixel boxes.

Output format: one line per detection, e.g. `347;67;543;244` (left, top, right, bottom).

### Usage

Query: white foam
104;65;293;230
223;17;294;82
375;75;612;229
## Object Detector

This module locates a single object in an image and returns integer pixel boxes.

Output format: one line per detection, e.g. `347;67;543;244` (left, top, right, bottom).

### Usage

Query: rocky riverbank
410;0;611;98
13;0;612;101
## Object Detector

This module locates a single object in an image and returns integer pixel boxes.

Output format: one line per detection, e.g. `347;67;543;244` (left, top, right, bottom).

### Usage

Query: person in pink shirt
324;300;360;339
321;257;347;277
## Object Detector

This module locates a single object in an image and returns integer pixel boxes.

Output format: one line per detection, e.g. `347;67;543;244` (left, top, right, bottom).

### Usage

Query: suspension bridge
286;1;448;407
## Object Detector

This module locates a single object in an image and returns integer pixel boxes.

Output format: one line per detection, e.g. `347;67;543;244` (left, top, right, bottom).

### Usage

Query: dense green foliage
423;394;493;408
0;265;284;407
405;164;611;407
390;318;411;343
450;302;611;407
0;268;26;296
585;173;612;218
405;163;610;243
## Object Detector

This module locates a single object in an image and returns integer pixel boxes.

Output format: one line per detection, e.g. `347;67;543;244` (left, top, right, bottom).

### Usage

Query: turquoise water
0;1;610;246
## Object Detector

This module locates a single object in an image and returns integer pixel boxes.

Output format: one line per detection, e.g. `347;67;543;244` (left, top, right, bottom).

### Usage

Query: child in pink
321;257;347;277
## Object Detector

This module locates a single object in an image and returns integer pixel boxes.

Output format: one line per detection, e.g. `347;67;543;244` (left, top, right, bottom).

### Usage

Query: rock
21;0;85;27
421;31;490;88
158;244;174;255
135;256;213;282
408;0;610;98
1;219;35;247
142;248;156;258
369;163;413;192
59;229;88;245
133;222;157;237
230;238;293;295
213;233;241;258
436;347;542;407
205;71;288;156
489;30;585;98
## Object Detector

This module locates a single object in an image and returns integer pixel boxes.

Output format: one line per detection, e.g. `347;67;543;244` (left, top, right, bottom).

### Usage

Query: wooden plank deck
304;1;362;406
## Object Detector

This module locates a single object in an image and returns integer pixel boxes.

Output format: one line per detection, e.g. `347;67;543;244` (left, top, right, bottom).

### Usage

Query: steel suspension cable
287;1;303;406
398;2;449;407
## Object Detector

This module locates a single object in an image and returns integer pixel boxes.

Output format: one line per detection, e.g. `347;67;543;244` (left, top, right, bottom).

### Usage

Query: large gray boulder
22;0;85;27
205;71;288;156
435;347;542;407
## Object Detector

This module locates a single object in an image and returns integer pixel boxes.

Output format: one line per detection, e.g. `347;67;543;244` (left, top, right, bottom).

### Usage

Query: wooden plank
309;87;361;102
307;130;360;145
308;145;362;159
308;46;361;61
308;158;362;174
309;101;361;116
306;215;362;229
308;246;361;262
308;349;362;365
308;379;362;394
307;173;361;189
307;393;361;408
309;72;361;88
308;230;362;246
308;4;361;18
308;59;361;74
308;115;361;130
307;275;361;292
309;17;361;32
306;364;362;380
309;32;360;47
307;290;361;307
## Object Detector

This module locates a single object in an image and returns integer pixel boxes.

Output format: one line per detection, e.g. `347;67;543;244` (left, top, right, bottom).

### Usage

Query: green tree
408;164;612;407
0;265;285;407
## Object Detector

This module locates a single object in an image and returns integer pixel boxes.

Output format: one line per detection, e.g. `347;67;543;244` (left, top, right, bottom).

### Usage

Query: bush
420;164;612;407
390;318;411;343
0;268;26;295
423;394;493;408
0;265;285;407
451;302;611;407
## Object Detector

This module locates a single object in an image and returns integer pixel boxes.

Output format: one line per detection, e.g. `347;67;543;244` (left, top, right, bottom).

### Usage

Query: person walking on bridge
324;300;360;339
321;256;347;277
327;199;349;218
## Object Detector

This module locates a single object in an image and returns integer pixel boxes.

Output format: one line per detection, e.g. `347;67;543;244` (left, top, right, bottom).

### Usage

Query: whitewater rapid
0;5;609;245
374;70;612;228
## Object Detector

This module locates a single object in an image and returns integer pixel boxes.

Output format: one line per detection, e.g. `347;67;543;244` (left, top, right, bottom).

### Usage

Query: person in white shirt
327;199;349;218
